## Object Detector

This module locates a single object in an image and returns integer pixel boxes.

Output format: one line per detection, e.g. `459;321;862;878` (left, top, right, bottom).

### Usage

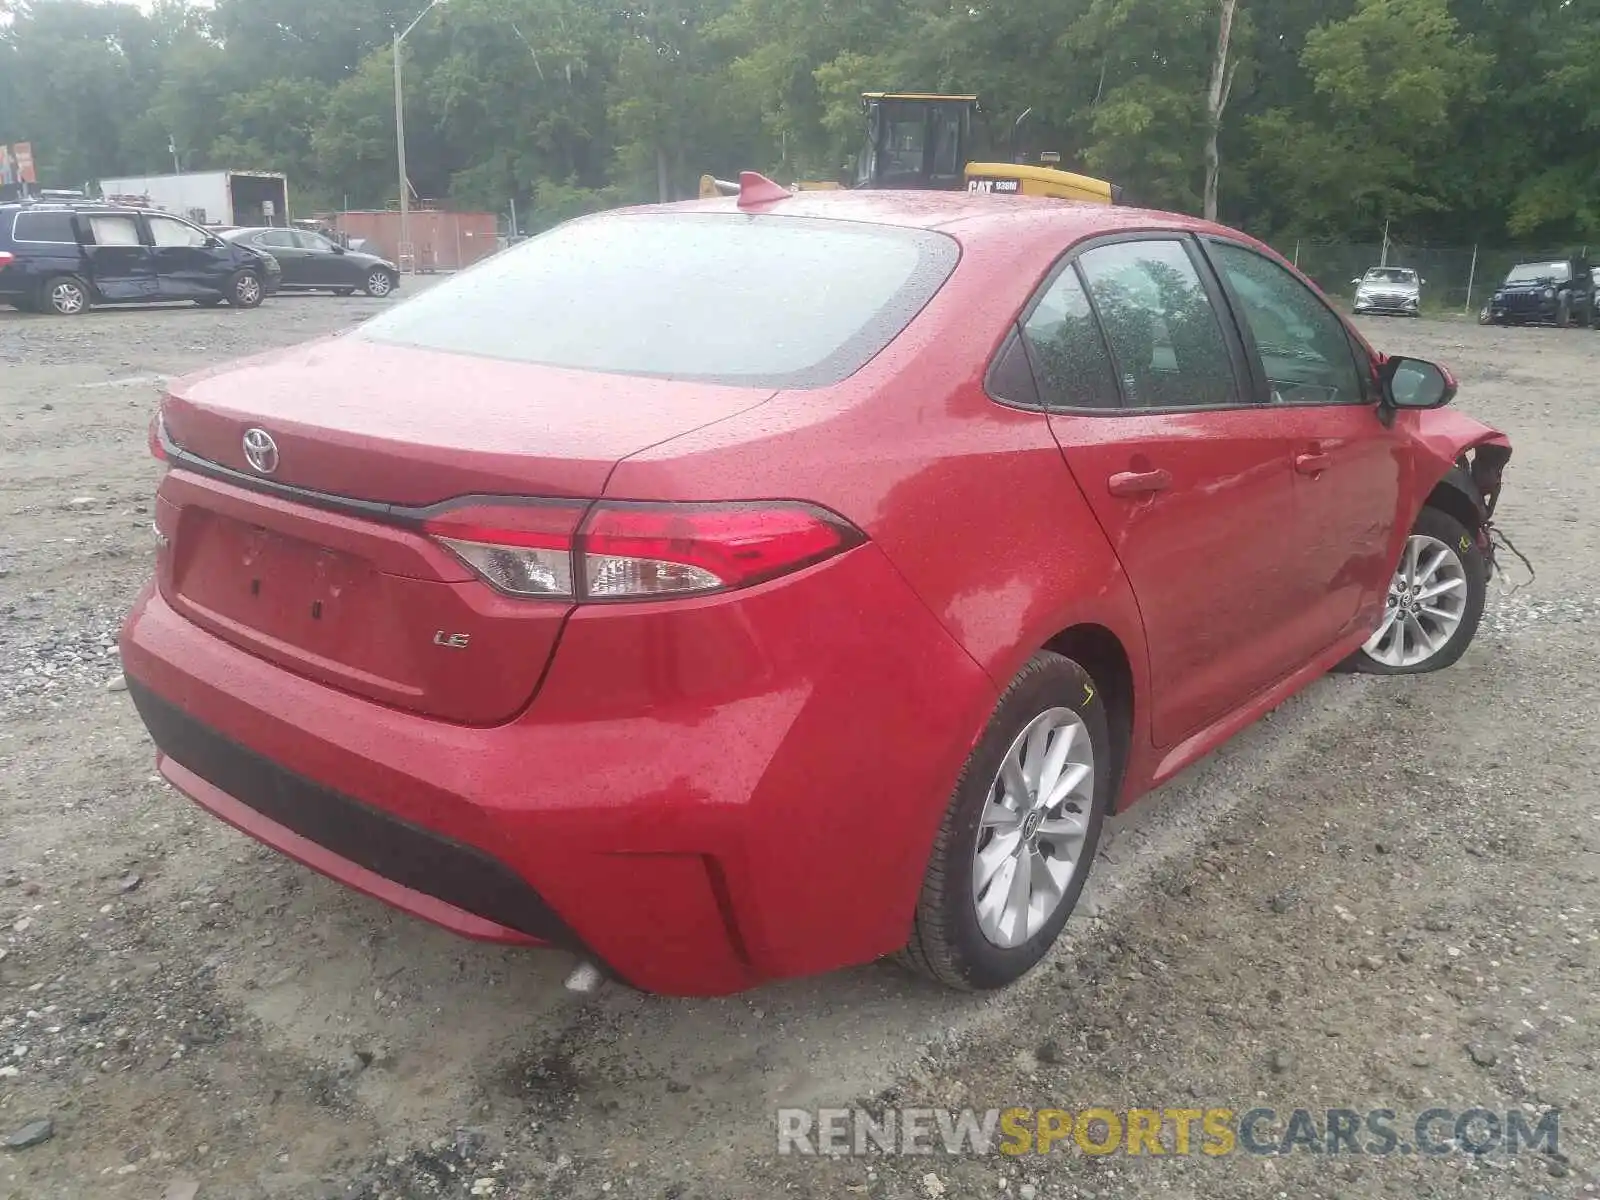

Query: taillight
0;251;15;270
421;502;585;598
421;500;863;602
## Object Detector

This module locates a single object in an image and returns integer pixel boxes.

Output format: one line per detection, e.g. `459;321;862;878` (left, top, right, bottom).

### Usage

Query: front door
1033;236;1302;748
81;213;155;301
1200;238;1403;653
292;230;346;286
146;213;222;299
252;229;305;286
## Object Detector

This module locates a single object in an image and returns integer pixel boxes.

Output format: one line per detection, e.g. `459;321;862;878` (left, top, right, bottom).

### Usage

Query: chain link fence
1267;239;1595;316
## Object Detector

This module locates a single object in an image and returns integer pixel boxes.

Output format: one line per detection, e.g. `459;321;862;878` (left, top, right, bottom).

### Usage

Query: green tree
1248;0;1491;236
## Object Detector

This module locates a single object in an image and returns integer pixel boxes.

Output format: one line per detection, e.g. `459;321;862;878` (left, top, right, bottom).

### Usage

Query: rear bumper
120;547;994;995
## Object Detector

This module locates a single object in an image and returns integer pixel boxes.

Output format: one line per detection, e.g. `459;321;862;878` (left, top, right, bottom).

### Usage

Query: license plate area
174;510;378;656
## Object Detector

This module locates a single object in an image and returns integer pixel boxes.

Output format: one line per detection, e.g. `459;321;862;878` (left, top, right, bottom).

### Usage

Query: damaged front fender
1405;409;1513;568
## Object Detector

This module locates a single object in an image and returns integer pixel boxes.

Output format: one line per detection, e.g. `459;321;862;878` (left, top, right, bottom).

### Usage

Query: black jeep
1484;257;1597;327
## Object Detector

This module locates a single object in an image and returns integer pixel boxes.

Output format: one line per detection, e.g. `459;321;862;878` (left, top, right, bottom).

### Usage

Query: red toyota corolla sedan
121;180;1513;996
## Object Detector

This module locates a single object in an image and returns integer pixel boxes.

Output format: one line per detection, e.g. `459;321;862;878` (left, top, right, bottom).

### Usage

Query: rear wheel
363;269;396;298
899;652;1111;990
1350;507;1486;675
42;275;90;316
227;270;264;309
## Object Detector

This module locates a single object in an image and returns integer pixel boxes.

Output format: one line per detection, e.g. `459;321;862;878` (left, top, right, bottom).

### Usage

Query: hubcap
52;283;83;314
971;707;1095;949
370;273;391;295
1363;534;1468;667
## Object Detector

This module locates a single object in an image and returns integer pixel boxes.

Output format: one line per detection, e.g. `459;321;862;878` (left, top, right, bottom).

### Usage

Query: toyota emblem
242;428;279;475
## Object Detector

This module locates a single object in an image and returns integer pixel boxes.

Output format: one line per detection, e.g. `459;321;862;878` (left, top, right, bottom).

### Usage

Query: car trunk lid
155;337;774;724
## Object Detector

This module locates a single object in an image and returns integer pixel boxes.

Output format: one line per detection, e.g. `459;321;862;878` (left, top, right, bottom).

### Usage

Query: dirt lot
0;294;1596;1200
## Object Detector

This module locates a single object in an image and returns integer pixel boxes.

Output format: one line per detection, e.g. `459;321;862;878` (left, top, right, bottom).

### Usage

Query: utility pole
394;0;446;274
1380;218;1391;267
1203;0;1241;223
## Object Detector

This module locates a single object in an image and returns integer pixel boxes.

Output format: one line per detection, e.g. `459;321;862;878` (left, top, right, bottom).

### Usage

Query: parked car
121;182;1513;997
1484;257;1596;327
222;227;399;297
0;201;279;314
1350;266;1423;316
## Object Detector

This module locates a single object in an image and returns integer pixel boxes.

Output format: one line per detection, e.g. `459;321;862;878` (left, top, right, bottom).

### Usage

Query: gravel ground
0;296;1595;1200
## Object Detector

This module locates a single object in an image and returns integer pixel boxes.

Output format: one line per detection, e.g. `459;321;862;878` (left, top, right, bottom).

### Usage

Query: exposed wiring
1486;523;1535;595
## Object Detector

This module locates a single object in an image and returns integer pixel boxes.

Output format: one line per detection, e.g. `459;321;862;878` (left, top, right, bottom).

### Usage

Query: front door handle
1295;452;1332;476
1108;469;1172;497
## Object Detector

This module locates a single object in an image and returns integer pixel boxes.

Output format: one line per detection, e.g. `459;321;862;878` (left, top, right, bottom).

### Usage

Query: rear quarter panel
603;216;1153;778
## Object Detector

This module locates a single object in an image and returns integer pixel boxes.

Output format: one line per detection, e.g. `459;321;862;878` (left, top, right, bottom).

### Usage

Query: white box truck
94;170;291;229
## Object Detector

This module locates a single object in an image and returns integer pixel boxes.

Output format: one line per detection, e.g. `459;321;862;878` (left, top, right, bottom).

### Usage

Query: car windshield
1505;262;1570;284
356;213;960;388
1364;268;1416;284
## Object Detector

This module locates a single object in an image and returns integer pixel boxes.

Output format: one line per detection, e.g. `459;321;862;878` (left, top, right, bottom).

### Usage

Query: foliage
0;0;1595;242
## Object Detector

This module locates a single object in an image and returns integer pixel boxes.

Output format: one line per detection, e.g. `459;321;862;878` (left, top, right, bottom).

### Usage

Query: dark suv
0;202;282;315
1485;257;1596;327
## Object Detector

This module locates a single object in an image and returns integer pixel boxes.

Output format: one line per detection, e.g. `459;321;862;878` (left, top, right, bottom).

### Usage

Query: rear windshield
12;211;77;243
355;213;960;388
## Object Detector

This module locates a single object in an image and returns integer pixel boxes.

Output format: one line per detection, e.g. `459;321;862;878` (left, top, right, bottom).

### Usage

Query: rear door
147;213;224;299
1030;235;1303;748
82;213;156;301
1200;237;1401;652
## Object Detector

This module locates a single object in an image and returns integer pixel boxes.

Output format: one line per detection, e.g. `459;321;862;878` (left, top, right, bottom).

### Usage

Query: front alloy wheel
1352;507;1487;675
230;271;263;308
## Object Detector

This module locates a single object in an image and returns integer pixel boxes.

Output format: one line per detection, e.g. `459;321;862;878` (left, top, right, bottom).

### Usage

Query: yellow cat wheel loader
701;93;1121;204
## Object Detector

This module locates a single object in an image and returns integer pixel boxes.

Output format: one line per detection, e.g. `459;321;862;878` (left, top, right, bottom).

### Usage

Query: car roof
604;189;1244;255
3;202;129;214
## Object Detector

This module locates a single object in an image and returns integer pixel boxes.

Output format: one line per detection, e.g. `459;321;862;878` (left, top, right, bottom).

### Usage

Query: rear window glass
13;212;77;243
355;213;960;388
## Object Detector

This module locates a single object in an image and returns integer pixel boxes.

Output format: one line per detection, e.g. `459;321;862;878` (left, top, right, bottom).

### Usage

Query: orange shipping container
334;210;500;272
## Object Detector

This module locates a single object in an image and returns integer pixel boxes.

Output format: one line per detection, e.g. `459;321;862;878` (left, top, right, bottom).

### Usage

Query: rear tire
226;270;264;309
41;275;90;316
899;652;1112;991
1347;506;1486;676
363;269;396;298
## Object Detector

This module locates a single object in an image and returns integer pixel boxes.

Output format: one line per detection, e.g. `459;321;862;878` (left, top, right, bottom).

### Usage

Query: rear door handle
1107;469;1172;497
1294;452;1332;475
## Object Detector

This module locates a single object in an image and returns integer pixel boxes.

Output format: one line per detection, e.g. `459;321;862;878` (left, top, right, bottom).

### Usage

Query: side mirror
332;244;346;254
1381;356;1456;410
206;236;224;249
1420;278;1428;286
1350;278;1362;286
